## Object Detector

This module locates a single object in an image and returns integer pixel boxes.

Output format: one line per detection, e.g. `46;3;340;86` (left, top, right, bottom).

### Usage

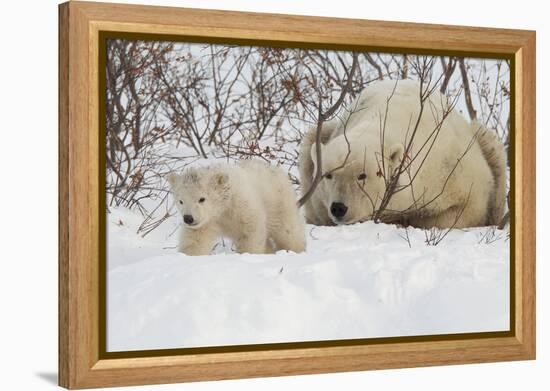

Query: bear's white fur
168;160;306;255
299;80;507;229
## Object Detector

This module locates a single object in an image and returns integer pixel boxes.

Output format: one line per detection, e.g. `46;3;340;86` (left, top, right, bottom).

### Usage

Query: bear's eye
198;197;206;203
325;173;333;180
179;200;183;205
357;173;367;181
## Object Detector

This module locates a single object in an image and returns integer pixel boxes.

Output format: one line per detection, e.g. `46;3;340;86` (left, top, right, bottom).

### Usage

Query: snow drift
107;207;509;352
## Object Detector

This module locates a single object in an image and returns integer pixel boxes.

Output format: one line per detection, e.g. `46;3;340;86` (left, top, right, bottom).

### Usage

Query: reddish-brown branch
297;53;359;207
459;58;477;121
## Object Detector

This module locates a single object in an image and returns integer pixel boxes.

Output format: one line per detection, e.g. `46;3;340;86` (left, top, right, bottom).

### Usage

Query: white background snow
107;205;509;352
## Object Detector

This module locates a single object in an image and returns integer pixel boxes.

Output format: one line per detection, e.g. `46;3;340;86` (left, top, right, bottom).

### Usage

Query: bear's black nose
183;214;194;225
330;202;348;219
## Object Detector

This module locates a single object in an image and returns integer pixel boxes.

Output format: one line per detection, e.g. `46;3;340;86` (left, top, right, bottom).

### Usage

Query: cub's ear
212;172;229;187
389;143;404;165
166;172;180;187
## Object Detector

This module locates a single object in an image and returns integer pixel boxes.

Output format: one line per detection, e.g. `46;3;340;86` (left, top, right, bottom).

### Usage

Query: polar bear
298;80;506;229
167;160;306;255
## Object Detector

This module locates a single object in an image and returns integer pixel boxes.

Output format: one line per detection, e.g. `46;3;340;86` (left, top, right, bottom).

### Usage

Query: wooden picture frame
59;1;536;389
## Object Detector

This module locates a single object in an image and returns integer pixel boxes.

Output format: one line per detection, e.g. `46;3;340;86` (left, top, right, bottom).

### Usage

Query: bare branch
458;58;477;121
297;52;359;207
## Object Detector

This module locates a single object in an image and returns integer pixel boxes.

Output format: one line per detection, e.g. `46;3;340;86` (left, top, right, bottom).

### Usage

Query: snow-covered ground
107;207;509;352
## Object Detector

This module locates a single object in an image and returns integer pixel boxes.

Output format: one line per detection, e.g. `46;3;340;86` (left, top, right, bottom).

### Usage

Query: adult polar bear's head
311;133;404;225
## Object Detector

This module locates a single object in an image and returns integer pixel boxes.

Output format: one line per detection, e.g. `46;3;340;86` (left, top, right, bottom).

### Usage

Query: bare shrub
477;226;505;244
104;40;509;237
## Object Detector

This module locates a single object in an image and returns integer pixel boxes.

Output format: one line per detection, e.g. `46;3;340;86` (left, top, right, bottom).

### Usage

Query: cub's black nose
330;202;348;219
183;214;194;225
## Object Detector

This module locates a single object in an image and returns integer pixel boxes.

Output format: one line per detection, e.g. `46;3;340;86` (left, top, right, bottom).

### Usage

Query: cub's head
311;134;403;225
167;167;230;229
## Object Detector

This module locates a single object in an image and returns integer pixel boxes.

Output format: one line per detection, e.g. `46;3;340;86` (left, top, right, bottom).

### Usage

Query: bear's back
334;80;475;157
236;160;290;189
233;159;296;218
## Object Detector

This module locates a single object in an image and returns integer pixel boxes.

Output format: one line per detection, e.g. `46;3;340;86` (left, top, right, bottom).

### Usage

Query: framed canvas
58;1;536;389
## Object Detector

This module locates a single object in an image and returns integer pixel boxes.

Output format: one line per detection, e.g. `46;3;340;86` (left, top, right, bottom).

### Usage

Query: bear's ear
212;172;229;187
166;172;180;188
389;143;404;165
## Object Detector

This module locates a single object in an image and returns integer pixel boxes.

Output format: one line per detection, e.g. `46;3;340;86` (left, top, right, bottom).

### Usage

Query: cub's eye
325;173;333;180
357;173;367;181
198;197;206;203
179;200;183;205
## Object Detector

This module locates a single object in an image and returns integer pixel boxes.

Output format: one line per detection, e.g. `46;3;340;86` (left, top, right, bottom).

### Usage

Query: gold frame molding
59;1;536;389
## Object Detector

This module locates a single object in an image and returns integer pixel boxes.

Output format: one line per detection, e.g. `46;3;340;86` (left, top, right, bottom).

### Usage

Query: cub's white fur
299;80;507;228
168;160;306;255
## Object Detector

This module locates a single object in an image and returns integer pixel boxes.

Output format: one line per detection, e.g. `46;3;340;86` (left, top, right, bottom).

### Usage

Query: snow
107;207;509;352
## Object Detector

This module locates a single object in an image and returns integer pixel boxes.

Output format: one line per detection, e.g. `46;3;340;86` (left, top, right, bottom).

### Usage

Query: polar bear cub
167;160;306;256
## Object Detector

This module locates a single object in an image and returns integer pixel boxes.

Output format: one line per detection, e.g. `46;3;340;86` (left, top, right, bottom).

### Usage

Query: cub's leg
271;201;306;253
233;215;269;254
271;222;306;253
234;229;269;254
178;225;219;256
